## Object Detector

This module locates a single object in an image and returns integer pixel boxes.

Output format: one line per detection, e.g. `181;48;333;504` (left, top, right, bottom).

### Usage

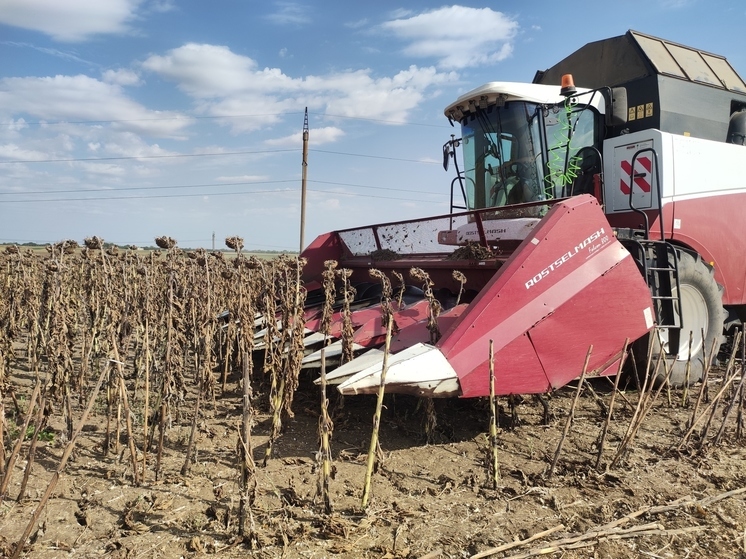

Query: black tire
636;250;725;387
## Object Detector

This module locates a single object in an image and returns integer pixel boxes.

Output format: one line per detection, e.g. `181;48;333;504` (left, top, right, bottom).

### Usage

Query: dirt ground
2;362;746;559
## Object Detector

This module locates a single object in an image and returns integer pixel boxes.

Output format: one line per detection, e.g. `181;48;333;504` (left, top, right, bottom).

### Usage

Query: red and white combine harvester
296;30;746;398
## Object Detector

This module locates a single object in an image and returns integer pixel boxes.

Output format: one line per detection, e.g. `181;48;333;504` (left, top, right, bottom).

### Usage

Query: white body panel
444;82;600;121
603;129;746;213
439;217;541;245
337;343;460;397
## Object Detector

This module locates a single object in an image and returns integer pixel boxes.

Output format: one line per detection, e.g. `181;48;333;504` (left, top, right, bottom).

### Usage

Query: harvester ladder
640;241;681;328
625;148;683;350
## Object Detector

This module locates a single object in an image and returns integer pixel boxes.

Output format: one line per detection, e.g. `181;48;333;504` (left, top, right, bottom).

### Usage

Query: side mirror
442;136;460;171
604;86;628;127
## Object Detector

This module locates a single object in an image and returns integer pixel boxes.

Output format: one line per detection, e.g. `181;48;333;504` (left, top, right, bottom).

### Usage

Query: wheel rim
660;283;709;361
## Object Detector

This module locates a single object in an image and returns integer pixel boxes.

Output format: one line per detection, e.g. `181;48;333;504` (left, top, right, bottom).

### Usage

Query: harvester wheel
640;250;725;387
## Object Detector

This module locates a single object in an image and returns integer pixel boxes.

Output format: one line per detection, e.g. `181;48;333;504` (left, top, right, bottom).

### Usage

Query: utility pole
212;231;215;251
299;108;309;254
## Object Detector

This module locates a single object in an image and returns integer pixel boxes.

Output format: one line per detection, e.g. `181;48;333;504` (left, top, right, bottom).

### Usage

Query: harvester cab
442;77;610;213
438;76;620;252
295;30;746;399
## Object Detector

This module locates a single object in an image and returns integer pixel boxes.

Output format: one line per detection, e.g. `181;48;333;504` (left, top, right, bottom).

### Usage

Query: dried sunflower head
84;236;104;250
225;236;244;251
155;236;177;249
63;240;79;254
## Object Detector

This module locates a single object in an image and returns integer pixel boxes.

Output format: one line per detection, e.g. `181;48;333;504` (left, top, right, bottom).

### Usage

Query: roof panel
703;54;746;93
630;30;745;92
632;33;685;78
667;43;719;85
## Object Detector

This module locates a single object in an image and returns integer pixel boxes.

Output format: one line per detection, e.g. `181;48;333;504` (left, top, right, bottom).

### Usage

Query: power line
311;112;448;128
309;149;438;164
0;148;297;164
0;148;436;165
303;187;446;203
0;178;441;197
0;179;295;196
0;186;447;204
0;113;296;127
310;179;441;194
1;110;447;129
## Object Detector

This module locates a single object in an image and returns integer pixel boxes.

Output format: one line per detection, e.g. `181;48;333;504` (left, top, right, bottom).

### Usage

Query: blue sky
1;0;744;251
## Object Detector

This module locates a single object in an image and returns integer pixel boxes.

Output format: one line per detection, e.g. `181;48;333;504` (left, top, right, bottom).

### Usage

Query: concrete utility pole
299;108;309;254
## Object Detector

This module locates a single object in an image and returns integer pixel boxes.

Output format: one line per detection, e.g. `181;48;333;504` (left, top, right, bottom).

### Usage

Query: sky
1;0;745;251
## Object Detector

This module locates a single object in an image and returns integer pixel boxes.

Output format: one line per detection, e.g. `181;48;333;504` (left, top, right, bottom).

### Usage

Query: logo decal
525;228;608;289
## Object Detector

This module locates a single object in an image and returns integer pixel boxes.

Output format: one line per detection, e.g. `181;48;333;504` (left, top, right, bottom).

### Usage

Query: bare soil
2;366;746;559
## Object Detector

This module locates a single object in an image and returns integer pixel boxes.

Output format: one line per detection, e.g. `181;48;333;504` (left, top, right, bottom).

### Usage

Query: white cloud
142;44;457;132
101;132;178;158
0;74;190;137
142;44;263;98
309;65;457;123
145;0;175;13
659;0;692;6
215;175;269;182
0;0;144;42
388;9;414;19
319;198;341;211
345;18;369;29
265;2;312;25
7;119;28;132
0;143;50;161
102;68;142;86
191;95;296;133
381;6;518;69
265;126;345;147
78;162;128;177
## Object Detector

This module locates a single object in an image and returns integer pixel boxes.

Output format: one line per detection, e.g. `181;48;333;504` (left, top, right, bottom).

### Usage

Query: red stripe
620;159;651;194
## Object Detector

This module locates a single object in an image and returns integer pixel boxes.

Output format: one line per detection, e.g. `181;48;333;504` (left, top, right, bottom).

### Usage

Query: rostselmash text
525;228;606;289
463;228;507;237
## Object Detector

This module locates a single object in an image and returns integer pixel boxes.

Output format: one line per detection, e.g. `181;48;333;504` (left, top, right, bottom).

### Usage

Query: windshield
544;100;598;199
459;100;598;210
461;102;543;210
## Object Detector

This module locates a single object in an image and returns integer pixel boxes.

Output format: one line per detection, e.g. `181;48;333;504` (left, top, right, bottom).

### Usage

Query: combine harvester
296;30;746;398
